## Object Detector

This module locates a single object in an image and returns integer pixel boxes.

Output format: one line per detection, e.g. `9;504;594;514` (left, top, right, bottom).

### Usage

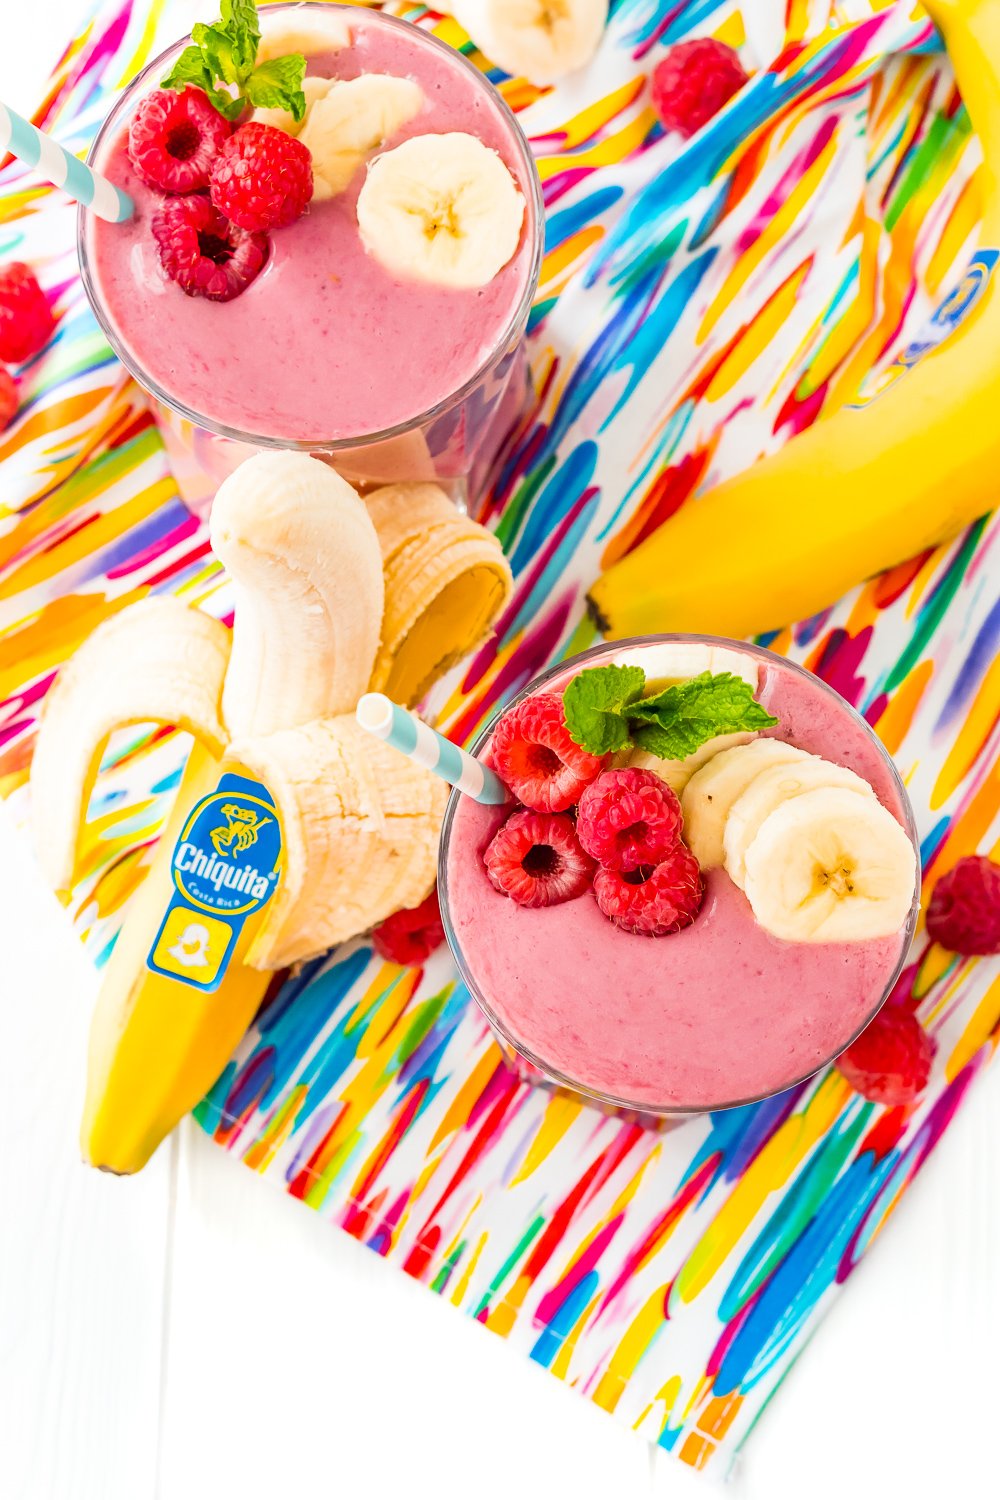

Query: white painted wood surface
2;10;999;1500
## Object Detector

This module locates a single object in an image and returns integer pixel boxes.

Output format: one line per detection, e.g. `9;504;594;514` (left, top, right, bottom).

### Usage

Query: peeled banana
356;132;526;288
210;451;384;739
588;0;1000;640
365;481;514;706
30;597;230;893
33;448;516;1171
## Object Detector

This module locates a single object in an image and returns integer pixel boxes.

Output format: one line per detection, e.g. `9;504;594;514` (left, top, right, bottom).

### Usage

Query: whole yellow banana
588;0;1000;640
80;744;276;1174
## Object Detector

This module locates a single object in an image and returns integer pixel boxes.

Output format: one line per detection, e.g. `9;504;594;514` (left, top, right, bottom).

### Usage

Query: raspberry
210;122;313;233
650;38;749;139
151;196;268;302
577;767;682;872
484;810;595;908
0;365;17;431
925;855;1000;955
372;888;445;966
836;1006;935;1105
127;86;231;194
0;262;54;363
491;694;606;813
594;843;703;936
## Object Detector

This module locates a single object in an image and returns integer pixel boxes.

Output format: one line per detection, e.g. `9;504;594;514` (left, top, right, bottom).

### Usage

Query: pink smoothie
84;10;536;442
443;644;916;1112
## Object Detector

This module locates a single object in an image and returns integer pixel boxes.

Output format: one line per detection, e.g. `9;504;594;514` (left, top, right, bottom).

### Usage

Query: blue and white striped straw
0;100;133;223
356;694;509;806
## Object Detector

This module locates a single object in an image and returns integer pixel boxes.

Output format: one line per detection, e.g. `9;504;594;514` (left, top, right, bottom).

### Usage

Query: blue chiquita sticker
146;772;282;993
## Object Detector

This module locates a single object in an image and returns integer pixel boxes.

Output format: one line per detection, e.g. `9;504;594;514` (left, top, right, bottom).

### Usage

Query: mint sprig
563;666;778;759
162;0;306;123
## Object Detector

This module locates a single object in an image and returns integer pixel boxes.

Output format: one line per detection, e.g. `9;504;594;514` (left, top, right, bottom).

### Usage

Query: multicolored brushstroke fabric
2;0;999;1477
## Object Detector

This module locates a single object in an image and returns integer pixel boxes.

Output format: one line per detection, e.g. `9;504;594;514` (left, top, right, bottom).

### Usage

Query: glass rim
437;632;922;1118
76;0;545;454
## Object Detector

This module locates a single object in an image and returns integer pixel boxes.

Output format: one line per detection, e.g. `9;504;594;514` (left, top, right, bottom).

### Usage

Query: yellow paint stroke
243;1083;308;1173
550;1289;602;1381
675;1072;850;1302
926;174;982;297
114;0;169;87
451;1229;488;1308
549;78;646;152
705;262;811;401
535;111;654;182
946;975;1000;1081
510;1090;582;1183
872;659;934;756
699;129;838;344
592;1284;668;1414
930;653;1000;808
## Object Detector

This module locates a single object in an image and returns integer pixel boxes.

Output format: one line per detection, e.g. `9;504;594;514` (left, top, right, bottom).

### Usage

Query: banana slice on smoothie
255;10;352;64
299;74;425;199
681;738;810;868
452;0;608;85
742;787;916;943
722;756;877;891
251;75;337;137
356;132;525;288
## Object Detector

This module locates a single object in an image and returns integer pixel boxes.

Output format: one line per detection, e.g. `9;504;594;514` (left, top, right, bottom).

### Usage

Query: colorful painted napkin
1;0;998;1477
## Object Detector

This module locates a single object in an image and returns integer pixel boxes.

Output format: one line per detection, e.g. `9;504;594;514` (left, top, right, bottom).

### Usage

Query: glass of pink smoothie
77;3;543;506
439;635;920;1116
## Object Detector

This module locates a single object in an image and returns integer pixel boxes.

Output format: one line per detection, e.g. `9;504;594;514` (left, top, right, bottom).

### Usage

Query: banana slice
235;714;445;969
617;642;762;793
452;0;608;85
251;75;337;138
30;598;230;894
299;74;425;199
723;756;877;891
743;787;917;943
681;738;809;868
210;451;384;741
365;482;513;706
255;10;351;64
356;132;526;289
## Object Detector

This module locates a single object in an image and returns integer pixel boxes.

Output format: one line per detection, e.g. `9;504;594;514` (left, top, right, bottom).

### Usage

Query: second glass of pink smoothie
78;3;543;506
440;636;920;1117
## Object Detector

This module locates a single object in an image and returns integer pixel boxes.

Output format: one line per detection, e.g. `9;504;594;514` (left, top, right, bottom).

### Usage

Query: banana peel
365;481;513;707
80;743;274;1174
30;598;230;893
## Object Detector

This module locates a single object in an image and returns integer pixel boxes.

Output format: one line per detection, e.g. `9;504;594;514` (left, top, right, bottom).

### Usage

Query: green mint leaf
191;21;239;85
161;44;216;93
627;672;778;759
562;664;646;756
219;0;261;81
245;54;307;121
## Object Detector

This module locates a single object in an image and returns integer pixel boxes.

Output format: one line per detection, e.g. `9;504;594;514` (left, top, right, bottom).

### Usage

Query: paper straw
356;694;509;806
0;101;133;222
